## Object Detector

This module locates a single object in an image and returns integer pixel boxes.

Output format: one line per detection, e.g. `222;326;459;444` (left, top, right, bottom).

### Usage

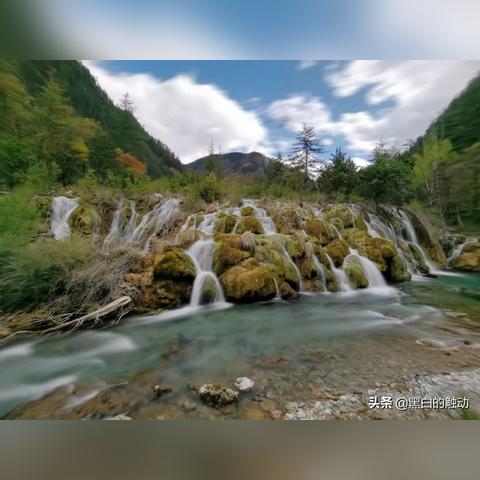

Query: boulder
241;206;255;216
69;206;101;236
213;236;251;276
214;214;237;234
236;216;264;235
387;254;411;282
220;258;277;302
325;239;350;267
323;204;355;228
154;249;196;280
197;384;239;408
305;218;336;245
343;256;369;289
453;242;480;272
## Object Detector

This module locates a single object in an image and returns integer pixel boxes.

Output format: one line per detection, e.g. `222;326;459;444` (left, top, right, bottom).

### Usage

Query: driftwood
0;296;132;343
42;296;132;334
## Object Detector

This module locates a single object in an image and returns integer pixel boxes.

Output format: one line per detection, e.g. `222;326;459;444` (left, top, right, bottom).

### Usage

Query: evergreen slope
14;60;182;177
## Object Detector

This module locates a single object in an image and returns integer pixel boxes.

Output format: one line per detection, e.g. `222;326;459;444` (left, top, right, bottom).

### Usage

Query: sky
84;60;480;166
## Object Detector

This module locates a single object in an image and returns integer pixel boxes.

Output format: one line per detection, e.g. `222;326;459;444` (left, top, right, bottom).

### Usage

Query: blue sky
85;60;480;165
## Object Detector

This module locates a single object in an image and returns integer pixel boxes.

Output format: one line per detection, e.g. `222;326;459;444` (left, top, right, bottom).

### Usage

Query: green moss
387;254;411;282
325;239;349;267
213;238;251;276
69;206;101;236
344;257;369;289
220;258;276;302
305;218;332;245
236;215;264;235
241;206;255;216
453;242;480;272
154;249;196;280
214;214;238;234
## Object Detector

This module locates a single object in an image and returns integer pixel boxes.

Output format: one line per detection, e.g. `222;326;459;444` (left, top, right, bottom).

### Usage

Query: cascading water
187;239;225;306
325;253;352;292
305;242;326;289
398;210;437;273
51;196;79;240
281;242;304;291
348;249;387;288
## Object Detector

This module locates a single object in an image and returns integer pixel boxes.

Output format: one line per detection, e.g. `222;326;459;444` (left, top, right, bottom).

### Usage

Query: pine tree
289;123;325;182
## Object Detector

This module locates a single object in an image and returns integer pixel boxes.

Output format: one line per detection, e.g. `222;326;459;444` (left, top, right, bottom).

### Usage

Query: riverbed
2;271;480;419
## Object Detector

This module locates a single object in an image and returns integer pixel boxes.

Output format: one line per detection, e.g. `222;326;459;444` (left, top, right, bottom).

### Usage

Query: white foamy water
51;196;79;240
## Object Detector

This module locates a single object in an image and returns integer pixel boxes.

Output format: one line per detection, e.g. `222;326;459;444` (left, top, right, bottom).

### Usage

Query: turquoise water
1;271;479;418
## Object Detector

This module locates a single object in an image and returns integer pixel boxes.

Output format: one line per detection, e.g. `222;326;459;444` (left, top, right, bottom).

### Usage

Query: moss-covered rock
236;216;264;235
305;218;335;245
325;239;350;267
303;279;325;293
241;206;255;216
279;281;297;299
323;204;355;228
214;214;238;234
408;243;429;274
198;276;218;304
387;254;411;282
268;205;304;234
343;256;369;289
343;228;396;272
453;242;480;272
324;267;339;292
213;237;251;276
69;206;101;236
154;249;196;280
220;258;276;302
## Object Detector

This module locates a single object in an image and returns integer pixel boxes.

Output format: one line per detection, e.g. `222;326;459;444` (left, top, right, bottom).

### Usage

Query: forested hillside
409;74;480;229
0;60;181;187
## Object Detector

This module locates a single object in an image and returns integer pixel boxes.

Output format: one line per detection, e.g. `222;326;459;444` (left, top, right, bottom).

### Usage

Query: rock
197;384;239;408
325;239;350;267
305;218;334;245
214;214;238;234
279;281;297;299
408;243;429;274
69;205;101;236
303;279;325;293
213;236;251;275
241;206;255;216
154;249;196;280
343;256;369;289
244;403;269;420
387;254;411;282
152;384;173;398
236;216;264;235
453;242;480;272
323;204;356;229
235;377;255;392
270;409;283;420
220;258;277;302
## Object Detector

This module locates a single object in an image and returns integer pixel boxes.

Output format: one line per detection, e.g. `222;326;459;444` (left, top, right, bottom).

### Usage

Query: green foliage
0;135;36;189
0;237;93;313
357;144;413;207
317;148;358;199
191;172;223;203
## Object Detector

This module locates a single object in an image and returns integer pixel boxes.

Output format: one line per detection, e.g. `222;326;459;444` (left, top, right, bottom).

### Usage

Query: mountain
413;74;480;152
187;151;274;178
13;60;183;177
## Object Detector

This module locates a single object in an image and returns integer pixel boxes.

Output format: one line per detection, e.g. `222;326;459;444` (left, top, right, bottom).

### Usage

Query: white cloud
268;61;480;155
297;60;318;70
84;62;268;163
351;157;370;168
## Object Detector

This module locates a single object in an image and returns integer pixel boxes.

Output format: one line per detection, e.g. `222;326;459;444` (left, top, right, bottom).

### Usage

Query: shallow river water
2;271;480;419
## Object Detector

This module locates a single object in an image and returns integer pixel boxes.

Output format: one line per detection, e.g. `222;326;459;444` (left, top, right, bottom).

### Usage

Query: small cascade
325;253;351;292
51;196;79;240
305;242;326;289
280;242;304;291
273;277;282;300
348;249;387;288
187;239;225;306
197;213;217;236
398;210;437;273
242;198;277;235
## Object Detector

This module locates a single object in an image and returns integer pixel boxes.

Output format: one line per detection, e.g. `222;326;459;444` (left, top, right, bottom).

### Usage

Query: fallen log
42;296;133;334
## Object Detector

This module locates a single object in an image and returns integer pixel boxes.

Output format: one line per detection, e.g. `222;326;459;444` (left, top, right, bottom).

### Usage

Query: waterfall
280;242;304;291
305;241;326;289
348;249;387;288
197;213;217;235
51;196;79;240
398;210;437;273
325;253;351;292
253;207;277;235
187;239;225;306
